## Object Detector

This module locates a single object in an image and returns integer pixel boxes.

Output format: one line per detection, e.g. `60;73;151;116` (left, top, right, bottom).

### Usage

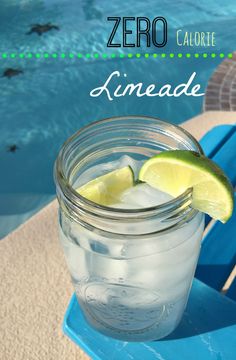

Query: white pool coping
1;111;236;360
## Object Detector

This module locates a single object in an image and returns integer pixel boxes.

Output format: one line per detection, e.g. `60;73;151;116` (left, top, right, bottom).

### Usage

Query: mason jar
54;116;204;341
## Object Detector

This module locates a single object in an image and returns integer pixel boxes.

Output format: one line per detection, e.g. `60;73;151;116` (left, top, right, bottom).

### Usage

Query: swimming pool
0;0;235;238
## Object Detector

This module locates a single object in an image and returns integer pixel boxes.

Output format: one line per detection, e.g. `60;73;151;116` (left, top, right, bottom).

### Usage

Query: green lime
139;150;234;223
77;166;134;205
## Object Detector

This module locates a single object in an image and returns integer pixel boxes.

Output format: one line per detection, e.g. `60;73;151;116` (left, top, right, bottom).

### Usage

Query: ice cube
59;227;89;281
73;155;142;188
89;256;129;280
74;161;116;188
116;183;173;209
117;155;142;178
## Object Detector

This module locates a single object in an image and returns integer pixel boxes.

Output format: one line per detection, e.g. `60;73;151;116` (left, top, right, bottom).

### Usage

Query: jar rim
54;115;203;220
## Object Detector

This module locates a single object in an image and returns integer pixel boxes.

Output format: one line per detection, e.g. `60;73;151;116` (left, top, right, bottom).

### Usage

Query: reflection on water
0;0;235;238
82;0;102;21
1;0;236;54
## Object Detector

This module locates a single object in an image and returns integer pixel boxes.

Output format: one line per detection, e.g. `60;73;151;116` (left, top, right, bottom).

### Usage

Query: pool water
0;0;235;238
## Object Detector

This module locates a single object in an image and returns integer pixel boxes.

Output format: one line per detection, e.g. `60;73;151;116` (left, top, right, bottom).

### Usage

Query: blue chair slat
227;277;236;301
196;194;236;290
64;279;236;360
196;125;236;290
210;130;236;186
200;125;236;159
200;124;236;226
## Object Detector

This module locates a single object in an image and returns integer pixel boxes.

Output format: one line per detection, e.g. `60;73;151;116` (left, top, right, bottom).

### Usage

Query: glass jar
54;116;204;341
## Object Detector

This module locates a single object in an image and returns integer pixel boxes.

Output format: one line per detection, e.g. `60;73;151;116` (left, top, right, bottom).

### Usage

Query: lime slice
139;150;234;223
77;166;134;206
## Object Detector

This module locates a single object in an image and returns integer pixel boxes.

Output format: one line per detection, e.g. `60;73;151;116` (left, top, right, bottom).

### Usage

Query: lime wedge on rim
77;166;134;206
139;150;234;223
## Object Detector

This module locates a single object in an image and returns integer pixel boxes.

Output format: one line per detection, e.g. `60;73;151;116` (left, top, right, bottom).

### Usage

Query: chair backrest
196;125;236;299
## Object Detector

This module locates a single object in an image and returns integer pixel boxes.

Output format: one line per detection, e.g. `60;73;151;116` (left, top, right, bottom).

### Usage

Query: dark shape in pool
26;23;60;36
3;68;23;79
7;145;19;153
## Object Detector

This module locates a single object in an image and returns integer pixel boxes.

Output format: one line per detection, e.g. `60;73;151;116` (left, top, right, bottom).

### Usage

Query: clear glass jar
54;116;204;341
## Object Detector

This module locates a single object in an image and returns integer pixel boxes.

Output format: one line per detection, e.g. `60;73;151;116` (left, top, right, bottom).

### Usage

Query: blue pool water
0;0;235;238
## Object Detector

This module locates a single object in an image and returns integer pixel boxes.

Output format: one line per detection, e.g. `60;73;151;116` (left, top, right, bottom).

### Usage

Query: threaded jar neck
54;116;203;237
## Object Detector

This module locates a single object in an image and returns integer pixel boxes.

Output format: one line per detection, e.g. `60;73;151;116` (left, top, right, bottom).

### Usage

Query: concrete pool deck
0;111;236;360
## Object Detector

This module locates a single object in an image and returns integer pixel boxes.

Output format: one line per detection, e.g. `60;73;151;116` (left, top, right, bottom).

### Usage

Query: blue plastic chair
196;125;236;297
63;125;236;360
